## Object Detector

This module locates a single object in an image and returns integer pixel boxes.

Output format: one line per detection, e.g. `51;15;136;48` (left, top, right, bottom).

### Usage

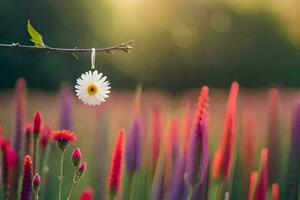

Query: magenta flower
32;173;41;192
72;148;82;168
60;87;73;130
286;100;300;199
13;78;26;153
33;112;42;136
125;116;142;173
80;187;94;200
20;155;33;200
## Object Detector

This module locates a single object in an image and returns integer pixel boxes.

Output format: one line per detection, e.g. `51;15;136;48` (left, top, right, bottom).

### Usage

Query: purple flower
11;78;26;199
125;116;142;173
286;100;300;199
13;78;26;152
152;162;165;200
167;155;186;200
60;87;73;130
186;120;208;186
186;86;209;187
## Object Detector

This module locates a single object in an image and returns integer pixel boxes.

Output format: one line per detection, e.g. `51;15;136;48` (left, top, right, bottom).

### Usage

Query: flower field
0;79;300;200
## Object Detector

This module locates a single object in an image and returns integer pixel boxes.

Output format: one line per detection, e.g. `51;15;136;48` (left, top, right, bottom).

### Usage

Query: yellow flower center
87;84;99;96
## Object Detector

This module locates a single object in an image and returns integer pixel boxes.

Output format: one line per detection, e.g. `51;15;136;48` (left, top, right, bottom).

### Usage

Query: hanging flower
75;70;110;106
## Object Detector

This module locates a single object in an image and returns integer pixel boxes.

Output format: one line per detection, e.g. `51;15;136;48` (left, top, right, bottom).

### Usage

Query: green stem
122;172;133;200
187;185;194;200
33;191;39;200
58;150;65;200
39;145;50;200
40;166;49;200
109;193;115;200
66;170;78;200
33;136;38;172
66;182;76;200
215;180;225;200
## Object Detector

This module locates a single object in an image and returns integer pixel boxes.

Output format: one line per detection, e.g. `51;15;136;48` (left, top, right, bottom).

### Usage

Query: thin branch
0;40;134;54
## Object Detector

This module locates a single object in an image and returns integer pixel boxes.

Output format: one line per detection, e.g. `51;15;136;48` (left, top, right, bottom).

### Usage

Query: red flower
51;130;77;151
247;171;258;200
272;183;279;200
51;130;77;142
255;148;269;200
213;82;239;179
78;162;87;178
80;187;94;200
151;107;162;171
242;109;255;170
108;129;124;195
33;112;42;135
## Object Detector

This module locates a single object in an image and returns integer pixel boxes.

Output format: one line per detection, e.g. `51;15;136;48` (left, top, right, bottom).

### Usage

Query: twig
0;40;134;54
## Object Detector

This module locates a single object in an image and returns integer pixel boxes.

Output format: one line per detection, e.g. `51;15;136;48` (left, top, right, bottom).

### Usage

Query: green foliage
27;20;46;48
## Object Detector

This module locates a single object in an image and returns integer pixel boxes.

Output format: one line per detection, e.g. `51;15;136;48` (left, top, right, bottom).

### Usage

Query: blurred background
1;0;300;92
2;1;300;198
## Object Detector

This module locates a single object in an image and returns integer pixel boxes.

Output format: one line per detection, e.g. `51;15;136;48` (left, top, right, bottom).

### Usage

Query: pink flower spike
213;82;239;179
20;155;33;200
109;129;124;195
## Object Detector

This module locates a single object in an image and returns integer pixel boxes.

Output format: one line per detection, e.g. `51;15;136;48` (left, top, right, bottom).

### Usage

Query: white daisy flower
75;70;111;106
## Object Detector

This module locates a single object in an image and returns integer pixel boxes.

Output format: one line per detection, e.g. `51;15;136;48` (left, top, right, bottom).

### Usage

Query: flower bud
33;112;42;136
78;162;87;178
72;148;82;168
32;173;41;192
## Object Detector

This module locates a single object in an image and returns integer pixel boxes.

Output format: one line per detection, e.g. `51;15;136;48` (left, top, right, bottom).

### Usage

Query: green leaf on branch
27;20;46;48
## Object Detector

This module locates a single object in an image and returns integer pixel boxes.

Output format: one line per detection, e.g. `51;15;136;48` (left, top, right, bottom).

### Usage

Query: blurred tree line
1;0;300;92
